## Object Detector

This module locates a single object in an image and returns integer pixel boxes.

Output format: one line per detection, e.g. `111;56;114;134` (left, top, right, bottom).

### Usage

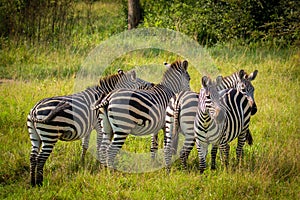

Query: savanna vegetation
0;0;299;199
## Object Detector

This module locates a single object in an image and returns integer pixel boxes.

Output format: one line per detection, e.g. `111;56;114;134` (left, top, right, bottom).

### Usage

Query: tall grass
0;45;299;199
0;2;299;200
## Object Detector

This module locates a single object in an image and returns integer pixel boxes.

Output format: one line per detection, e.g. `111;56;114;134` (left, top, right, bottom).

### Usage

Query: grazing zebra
164;69;258;172
194;76;255;173
27;70;152;186
93;60;191;167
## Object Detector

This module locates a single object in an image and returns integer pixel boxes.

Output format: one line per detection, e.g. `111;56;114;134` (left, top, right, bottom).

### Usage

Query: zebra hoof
36;181;43;187
200;168;205;174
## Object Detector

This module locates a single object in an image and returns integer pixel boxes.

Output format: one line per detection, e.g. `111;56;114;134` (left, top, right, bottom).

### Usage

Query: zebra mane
98;71;124;88
161;60;188;82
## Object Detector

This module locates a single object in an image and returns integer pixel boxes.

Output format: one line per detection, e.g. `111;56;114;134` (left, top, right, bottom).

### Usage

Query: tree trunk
128;0;141;30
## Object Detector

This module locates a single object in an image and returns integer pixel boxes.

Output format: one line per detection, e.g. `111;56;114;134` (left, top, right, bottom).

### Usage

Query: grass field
1;2;300;200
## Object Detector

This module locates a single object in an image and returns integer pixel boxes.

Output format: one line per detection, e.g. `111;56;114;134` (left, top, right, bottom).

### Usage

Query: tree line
1;0;299;47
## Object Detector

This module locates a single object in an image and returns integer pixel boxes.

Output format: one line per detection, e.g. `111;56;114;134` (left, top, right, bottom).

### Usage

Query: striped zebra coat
94;60;191;167
164;69;258;171
27;70;151;186
194;76;255;173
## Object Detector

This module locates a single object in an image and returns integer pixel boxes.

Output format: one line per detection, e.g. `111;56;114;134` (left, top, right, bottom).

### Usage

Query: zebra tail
171;105;180;155
30;101;71;123
91;93;108;111
245;129;253;146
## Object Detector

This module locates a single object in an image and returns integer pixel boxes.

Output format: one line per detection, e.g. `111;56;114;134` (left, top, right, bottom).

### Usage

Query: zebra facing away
164;69;258;171
93;60;191;168
27;70;152;187
194;76;255;173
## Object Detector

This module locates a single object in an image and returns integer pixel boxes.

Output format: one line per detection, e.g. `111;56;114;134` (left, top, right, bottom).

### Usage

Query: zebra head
99;69;153;91
237;70;258;115
200;76;225;125
162;60;191;93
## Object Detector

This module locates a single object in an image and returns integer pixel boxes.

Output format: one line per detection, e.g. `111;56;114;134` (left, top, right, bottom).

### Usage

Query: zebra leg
164;128;173;173
179;134;195;170
195;139;208;174
28;119;41;187
36;142;56;186
151;133;159;160
236;133;247;166
170;127;180;156
99;133;111;166
211;144;218;170
99;115;113;165
107;132;128;168
245;129;253;146
30;152;38;186
29;143;40;187
219;143;230;169
81;131;91;165
95;121;103;162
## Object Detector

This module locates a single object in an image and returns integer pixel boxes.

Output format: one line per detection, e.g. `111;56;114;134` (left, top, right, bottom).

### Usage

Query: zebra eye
241;85;246;91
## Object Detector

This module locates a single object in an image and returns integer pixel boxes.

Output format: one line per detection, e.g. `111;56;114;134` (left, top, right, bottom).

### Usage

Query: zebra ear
248;70;258;81
201;76;209;89
118;69;124;75
130;70;136;81
164;62;171;68
182;60;188;71
239;69;245;80
216;75;223;86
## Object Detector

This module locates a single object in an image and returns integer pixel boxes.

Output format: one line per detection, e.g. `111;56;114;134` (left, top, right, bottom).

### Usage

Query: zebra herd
27;60;258;186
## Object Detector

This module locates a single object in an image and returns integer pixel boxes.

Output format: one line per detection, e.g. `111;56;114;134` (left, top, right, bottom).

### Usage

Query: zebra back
30;70;151;123
98;69;153;93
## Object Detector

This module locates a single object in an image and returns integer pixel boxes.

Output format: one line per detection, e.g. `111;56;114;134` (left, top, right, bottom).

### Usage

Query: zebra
27;69;152;186
164;69;258;172
93;60;191;167
194;75;255;173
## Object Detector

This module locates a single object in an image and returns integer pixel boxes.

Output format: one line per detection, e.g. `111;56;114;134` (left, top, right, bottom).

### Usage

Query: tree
128;0;141;30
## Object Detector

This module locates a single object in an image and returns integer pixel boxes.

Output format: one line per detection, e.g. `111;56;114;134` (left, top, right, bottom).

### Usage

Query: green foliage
0;0;127;48
141;0;300;46
0;1;128;80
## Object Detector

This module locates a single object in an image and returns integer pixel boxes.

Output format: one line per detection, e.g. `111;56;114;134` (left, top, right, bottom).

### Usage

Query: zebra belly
130;122;163;136
111;117;164;136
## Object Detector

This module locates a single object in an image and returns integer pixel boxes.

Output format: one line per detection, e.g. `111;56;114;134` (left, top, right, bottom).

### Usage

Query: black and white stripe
194;76;255;173
164;69;258;171
27;70;151;186
94;60;191;167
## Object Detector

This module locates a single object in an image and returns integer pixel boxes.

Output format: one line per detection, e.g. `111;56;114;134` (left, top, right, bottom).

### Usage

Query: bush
140;0;300;46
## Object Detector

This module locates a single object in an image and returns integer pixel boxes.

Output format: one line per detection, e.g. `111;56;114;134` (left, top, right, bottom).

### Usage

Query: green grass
1;1;300;199
0;46;299;199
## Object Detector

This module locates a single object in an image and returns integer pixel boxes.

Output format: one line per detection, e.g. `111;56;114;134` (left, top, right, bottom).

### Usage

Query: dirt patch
0;79;15;84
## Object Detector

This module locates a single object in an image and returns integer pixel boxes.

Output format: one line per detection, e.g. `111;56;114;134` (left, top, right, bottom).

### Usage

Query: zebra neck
98;81;120;94
160;80;181;94
199;111;214;128
80;86;104;102
153;84;175;97
217;72;239;90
